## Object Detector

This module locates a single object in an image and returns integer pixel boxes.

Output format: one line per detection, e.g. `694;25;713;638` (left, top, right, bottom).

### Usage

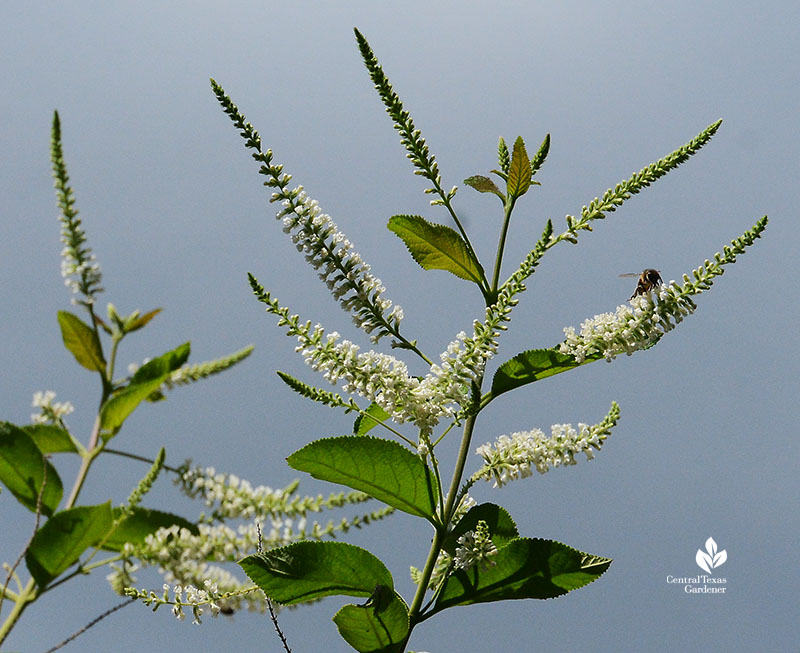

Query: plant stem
403;405;481;648
64;415;104;510
103;448;183;474
491;199;516;295
0;578;36;645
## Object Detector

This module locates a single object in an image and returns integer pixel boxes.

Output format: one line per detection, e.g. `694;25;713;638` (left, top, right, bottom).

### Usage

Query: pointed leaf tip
387;214;484;285
507;136;532;199
57;310;106;373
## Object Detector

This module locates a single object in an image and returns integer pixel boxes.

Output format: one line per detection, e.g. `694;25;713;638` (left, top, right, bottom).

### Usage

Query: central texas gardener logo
695;537;727;574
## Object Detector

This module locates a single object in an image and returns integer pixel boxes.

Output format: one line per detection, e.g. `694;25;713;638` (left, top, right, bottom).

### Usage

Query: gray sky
1;2;797;651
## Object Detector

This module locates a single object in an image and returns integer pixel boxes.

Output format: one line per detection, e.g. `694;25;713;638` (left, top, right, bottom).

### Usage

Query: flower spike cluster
211;79;404;343
51;112;103;306
474;403;620;487
559;216;767;363
116;464;393;617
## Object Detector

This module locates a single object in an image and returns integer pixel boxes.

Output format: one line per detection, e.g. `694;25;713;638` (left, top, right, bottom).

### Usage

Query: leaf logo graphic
695;537;727;573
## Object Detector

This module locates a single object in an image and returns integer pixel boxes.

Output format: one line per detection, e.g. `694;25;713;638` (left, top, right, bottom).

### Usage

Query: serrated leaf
287;436;438;521
443;503;519;556
100;342;190;437
22;424;78;454
127;308;162;333
463;175;505;201
101;507;198;551
491;336;661;399
0;422;63;516
354;403;390;436
387;215;484;284
435;538;611;611
25;502;113;587
240;541;393;605
507;136;532;199
334;590;409;653
57;310;106;372
491;347;595;398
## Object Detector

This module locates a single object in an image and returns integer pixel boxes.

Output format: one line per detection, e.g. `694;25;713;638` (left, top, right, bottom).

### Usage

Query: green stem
490;199;516;295
440;409;480;524
64;415;104;510
403;406;481;648
0;578;36;646
441;196;490;296
103;448;183;474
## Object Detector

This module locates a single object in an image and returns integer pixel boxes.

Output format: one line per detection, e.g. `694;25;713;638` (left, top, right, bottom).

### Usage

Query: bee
620;268;663;300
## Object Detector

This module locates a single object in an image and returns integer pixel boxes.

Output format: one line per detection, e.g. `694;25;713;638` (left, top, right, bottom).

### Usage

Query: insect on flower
620;269;663;300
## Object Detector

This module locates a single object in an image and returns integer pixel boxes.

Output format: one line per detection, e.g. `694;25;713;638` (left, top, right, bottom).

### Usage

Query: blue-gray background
1;2;796;652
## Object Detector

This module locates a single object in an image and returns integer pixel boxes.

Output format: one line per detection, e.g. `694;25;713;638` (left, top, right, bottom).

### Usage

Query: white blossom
31;390;74;425
274;185;403;341
475;404;619;487
559;284;695;363
453;521;498;571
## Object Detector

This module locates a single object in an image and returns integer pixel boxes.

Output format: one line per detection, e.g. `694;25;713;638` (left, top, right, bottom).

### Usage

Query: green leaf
463;175;505;201
435;538;611;611
443;503;519;556
100;342;190;437
240;541;393;605
22;424;78;454
130;342;191;384
57;310;106;372
127;308;162;333
334;589;409;653
101;507;198;551
387;215;484;284
354;403;390;436
491;347;595;398
0;422;63;516
25;502;113;587
490;337;661;400
287;436;438;521
506;136;532;200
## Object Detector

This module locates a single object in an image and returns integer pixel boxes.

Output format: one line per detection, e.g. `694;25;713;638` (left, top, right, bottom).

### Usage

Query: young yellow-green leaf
506;136;532;200
240;541;393;605
101;507;198;551
25;502;113;587
287;436;438;522
387;215;484;285
0;422;63;516
434;537;611;611
92;313;113;335
100;342;190;437
463;175;505;202
353;402;390;436
126;308;162;333
334;590;409;653
57;310;106;372
443;503;519;557
22;424;78;454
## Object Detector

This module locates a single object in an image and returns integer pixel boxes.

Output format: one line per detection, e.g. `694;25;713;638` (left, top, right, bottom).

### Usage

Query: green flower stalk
51;112;103;306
